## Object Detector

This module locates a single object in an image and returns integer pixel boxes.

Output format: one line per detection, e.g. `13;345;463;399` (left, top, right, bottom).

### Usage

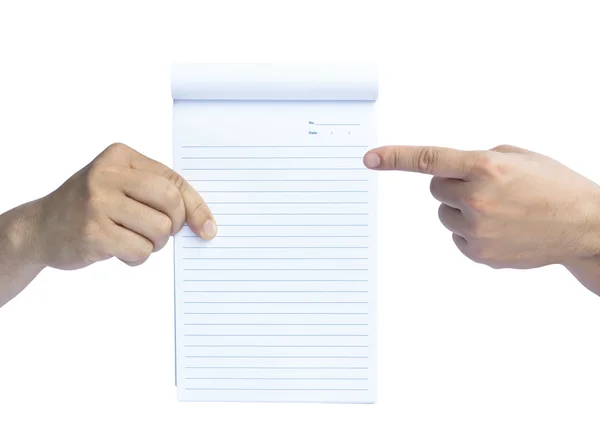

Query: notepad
171;63;378;403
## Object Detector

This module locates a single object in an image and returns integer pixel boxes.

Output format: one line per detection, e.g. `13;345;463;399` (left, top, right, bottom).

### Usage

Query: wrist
3;200;46;269
562;253;600;297
563;187;600;266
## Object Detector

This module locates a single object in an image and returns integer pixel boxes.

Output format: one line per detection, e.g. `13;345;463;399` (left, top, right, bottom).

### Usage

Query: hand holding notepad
171;63;379;403
30;142;218;270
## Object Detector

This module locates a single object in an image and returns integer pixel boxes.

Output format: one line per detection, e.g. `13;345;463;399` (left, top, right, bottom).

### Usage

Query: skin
2;142;600;308
0;143;217;307
363;144;600;295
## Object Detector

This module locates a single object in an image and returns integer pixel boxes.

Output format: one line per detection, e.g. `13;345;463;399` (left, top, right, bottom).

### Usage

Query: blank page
171;64;378;403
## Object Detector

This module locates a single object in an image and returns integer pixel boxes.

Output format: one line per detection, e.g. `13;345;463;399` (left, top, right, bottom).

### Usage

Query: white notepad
171;63;378;403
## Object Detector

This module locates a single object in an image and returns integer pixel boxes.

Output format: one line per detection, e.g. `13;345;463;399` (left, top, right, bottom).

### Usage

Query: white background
1;1;599;441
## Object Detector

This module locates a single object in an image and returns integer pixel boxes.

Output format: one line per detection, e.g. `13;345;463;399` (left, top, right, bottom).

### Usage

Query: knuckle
86;163;123;189
133;241;153;262
438;205;458;234
414;147;437;174
461;193;488;213
437;204;450;224
464;221;485;240
473;152;494;171
437;203;444;219
156;214;173;237
453;234;487;263
124;241;153;265
163;183;182;208
437;207;446;227
190;199;209;218
429;176;440;197
141;240;154;258
104;142;130;157
472;152;503;177
126;259;145;267
101;164;124;182
392;150;401;170
85;162;105;186
162;169;188;192
470;245;494;264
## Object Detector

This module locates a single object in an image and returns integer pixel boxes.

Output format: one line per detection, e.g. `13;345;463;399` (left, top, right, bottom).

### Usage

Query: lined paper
172;64;378;403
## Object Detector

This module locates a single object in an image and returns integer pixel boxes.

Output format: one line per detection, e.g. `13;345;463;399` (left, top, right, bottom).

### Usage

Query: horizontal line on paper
182;258;369;261
183;290;368;293
181;157;364;160
213;225;368;228
185;356;368;359
183;324;367;327
182;268;368;271
185;367;369;370
182;168;366;171
183;279;367;282
183;313;368;315
185;345;369;348
207;202;368;204
182;302;368;304
183;334;368;337
182;235;369;238
181;145;368;148
184;388;369;391
196;191;369;193
188;179;369;182
185;377;368;380
315;123;361;126
183;247;368;250
210;213;368;216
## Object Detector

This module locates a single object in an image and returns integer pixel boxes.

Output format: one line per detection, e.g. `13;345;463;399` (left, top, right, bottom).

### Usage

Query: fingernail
363;152;381;169
201;219;217;239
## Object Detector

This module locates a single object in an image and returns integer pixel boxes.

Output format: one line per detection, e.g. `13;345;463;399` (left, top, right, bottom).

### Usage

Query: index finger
363;145;481;179
125;147;217;240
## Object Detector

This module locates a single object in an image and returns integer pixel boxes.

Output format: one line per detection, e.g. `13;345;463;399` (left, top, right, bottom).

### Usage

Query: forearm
0;200;45;307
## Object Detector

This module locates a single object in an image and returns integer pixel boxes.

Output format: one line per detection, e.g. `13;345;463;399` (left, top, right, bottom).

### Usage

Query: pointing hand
364;144;600;269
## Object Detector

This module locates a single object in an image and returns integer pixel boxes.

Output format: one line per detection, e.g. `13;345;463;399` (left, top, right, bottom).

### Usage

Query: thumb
125;145;217;240
178;180;218;240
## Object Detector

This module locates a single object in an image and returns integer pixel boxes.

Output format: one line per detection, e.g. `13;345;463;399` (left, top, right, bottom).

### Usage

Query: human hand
363;144;600;269
30;143;216;270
